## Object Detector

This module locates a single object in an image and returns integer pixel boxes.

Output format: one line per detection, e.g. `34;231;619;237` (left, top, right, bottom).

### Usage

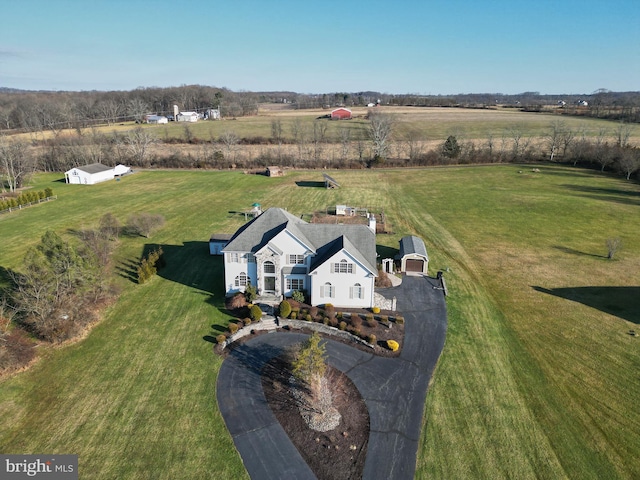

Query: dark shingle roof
399;235;428;259
77;163;113;174
222;208;377;274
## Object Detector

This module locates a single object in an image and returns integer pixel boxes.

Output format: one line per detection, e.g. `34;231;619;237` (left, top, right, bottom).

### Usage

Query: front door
264;276;276;292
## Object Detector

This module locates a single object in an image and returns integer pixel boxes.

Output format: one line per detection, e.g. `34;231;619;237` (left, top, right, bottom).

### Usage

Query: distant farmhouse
64;163;131;185
331;108;352;120
176;111;199;122
221;207;377;308
146;115;168;124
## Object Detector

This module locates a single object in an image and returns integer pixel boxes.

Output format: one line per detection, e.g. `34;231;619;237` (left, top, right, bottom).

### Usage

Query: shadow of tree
532;286;640;324
553;245;607;259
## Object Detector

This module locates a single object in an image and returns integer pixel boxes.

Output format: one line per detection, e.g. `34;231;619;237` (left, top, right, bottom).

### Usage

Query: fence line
0;195;58;215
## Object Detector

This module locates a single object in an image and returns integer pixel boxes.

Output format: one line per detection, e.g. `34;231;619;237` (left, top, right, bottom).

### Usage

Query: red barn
330;108;352;120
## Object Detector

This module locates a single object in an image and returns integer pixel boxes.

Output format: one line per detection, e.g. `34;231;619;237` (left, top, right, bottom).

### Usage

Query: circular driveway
217;275;447;479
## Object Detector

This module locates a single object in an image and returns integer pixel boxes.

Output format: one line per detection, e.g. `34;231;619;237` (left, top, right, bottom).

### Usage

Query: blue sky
1;0;638;94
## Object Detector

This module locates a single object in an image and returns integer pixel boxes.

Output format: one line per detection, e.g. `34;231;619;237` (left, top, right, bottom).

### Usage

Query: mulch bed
261;354;369;480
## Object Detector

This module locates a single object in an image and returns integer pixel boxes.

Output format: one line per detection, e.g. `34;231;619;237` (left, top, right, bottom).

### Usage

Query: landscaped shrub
244;283;257;303
229;292;247;309
44;187;53;198
367;317;377;329
305;314;312;322
309;306;319;318
216;334;226;344
291;311;297;319
367;334;377;344
292;290;305;303
372;306;381;314
279;300;292;318
243;318;252;326
250;305;263;322
380;315;389;325
351;314;362;328
228;322;239;335
387;340;399;351
324;303;335;317
395;316;405;325
323;317;330;325
339;321;347;331
329;318;338;328
337;312;343;319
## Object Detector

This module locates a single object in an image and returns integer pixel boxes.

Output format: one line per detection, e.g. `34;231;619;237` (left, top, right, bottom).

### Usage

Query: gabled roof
222;208;377;274
67;163;113;175
308;230;377;275
222;208;311;253
398;235;428;259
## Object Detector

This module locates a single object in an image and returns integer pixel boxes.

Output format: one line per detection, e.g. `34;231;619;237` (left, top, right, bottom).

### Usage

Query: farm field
0;165;639;479
27;105;640;145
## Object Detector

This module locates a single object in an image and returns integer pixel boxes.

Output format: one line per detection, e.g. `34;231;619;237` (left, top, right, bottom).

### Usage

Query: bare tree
127;98;149;123
617;148;640;180
219;130;239;163
367;110;394;162
96;99;123;126
606;238;622;259
546;121;564;162
311;121;328;163
124;127;156;166
126;213;165;238
0;136;34;192
614;122;633;148
271;120;284;161
337;126;351;162
404;129;424;164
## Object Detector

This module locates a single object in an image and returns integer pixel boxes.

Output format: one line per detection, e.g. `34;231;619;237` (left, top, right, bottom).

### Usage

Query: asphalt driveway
216;274;447;479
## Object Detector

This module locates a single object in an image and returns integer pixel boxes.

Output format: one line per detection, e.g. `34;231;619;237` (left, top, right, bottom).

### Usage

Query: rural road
217;274;447;479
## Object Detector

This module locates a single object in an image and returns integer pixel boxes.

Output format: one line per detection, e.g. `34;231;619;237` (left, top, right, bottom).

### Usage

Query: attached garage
397;235;429;275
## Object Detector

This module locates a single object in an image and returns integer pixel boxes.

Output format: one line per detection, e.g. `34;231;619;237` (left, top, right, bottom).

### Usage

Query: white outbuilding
64;163;131;185
147;115;168;124
176;112;199;122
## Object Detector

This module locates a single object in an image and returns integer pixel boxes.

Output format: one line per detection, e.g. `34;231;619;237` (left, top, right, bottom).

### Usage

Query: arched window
350;283;363;299
263;261;275;274
234;272;248;287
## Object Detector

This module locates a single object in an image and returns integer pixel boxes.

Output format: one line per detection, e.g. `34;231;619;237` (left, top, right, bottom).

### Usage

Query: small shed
65;163;115;185
397;235;429;274
331;108;352;120
177;112;199;122
210;234;233;255
266;166;284;177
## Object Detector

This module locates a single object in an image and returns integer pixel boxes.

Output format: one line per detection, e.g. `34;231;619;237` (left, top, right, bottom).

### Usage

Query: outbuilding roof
398;235;428;259
66;163;113;175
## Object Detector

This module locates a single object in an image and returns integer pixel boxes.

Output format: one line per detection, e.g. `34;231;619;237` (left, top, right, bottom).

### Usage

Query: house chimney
368;213;376;233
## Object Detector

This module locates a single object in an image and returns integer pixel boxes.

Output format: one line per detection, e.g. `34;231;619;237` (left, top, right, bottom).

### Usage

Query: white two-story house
222;207;377;308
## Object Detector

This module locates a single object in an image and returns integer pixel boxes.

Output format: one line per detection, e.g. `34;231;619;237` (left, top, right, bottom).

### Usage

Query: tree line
0;212;165;375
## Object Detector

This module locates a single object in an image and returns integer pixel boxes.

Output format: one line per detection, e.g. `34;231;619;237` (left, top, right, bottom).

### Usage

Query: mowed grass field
0;165;638;479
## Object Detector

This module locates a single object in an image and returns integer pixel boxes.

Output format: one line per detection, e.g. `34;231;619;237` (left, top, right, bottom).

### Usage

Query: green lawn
1;166;638;479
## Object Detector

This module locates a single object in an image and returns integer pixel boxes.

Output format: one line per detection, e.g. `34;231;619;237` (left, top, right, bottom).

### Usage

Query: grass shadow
116;258;140;283
532;286;640;324
553;245;607;259
377;244;399;260
295;181;326;188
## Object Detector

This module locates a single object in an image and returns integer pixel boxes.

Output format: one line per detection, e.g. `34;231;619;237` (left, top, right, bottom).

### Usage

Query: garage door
405;259;424;272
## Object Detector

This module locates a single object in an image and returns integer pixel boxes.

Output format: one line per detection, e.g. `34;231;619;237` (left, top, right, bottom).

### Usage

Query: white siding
310;250;374;308
224;252;257;294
